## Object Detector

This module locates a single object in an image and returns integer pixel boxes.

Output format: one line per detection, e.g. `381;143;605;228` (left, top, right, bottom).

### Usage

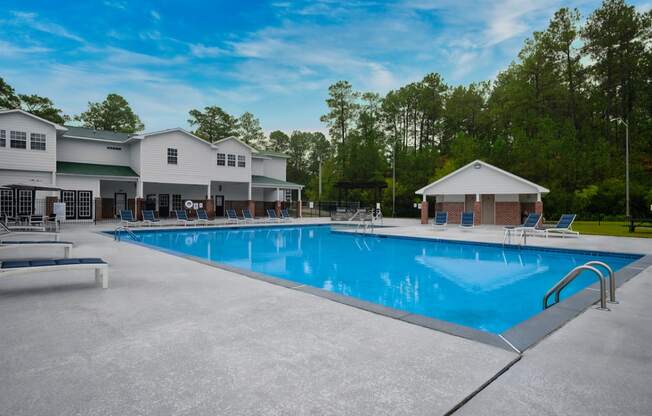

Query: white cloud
188;43;225;58
10;11;85;42
150;10;161;20
0;40;51;57
103;0;127;10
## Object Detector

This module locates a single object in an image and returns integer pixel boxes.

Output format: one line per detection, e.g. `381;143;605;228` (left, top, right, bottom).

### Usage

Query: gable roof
0;109;67;131
416;160;549;195
255;149;290;159
213;136;258;152
133;128;216;148
62;125;136;143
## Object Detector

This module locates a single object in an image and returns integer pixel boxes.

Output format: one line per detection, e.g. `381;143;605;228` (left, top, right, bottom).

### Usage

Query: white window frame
167;148;178;165
237;155;246;168
10;131;27;149
0;130;6;147
172;194;183;211
0;189;14;217
227;154;236;167
30;133;46;151
217;153;225;166
17;189;33;215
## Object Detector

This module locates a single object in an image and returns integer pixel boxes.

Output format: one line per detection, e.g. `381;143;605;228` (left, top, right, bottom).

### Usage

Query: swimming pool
120;225;640;334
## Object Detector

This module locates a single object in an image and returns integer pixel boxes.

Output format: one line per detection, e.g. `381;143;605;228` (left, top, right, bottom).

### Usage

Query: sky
0;0;650;134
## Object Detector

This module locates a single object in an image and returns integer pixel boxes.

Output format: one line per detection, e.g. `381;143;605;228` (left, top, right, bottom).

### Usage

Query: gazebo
415;160;549;225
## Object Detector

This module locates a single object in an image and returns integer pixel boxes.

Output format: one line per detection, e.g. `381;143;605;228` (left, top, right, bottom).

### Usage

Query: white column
248;182;252;200
276;188;280;201
536;192;541;202
136;179;143;198
298;188;302;202
51;171;56;186
476;193;480;202
207;181;211;199
422;193;426;202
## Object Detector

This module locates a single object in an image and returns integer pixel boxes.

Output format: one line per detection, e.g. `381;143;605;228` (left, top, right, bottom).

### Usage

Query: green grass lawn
572;221;652;238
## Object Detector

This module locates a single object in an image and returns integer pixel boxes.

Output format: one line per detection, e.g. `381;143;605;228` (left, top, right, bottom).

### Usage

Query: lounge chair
0;258;109;288
433;211;448;230
266;208;280;223
196;208;213;225
175;210;195;226
280;208;292;222
119;209;140;227
1;217;45;232
225;208;240;224
142;210;160;226
0;222;60;241
242;208;258;223
0;240;73;258
515;213;543;237
545;214;579;238
459;212;474;229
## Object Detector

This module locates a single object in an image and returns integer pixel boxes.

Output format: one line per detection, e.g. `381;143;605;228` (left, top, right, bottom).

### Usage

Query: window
172;194;182;211
30;133;46;151
167;148;178;164
217;153;225;166
10;131;27;149
227;154;236;167
0;130;5;147
17;190;33;215
0;189;14;217
237;155;246;168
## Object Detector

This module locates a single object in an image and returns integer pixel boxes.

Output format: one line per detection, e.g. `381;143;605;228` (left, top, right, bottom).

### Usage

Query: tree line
2;0;650;218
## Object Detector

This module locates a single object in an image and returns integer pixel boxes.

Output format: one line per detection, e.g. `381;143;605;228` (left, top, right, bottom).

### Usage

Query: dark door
214;195;224;216
61;190;76;219
145;194;157;211
76;191;93;220
114;193;127;216
159;194;170;217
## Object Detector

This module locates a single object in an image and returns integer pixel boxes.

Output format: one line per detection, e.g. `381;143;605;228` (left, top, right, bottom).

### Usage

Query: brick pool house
416;160;549;225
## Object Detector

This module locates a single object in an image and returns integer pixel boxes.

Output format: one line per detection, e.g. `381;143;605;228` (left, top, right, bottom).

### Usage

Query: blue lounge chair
266;208;280;223
459;212;474;229
433;211;448;230
142;210;160;226
0;240;73;258
0;221;60;241
175;210;195;226
280;208;292;222
515;213;543;237
119;209;139;227
242;208;258;223
0;258;109;288
225;208;240;224
196;208;213;225
545;214;579;238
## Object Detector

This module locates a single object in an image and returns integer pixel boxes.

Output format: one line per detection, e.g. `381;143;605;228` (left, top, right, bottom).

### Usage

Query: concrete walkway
0;224;517;416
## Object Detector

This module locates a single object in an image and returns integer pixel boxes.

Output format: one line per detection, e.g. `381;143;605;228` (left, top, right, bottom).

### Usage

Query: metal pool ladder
543;261;616;311
114;225;139;242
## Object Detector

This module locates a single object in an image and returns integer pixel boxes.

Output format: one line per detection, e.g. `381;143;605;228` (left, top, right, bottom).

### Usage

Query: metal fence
299;201;361;217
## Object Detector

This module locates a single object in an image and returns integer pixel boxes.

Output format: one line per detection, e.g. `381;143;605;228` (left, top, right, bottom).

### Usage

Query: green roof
63;125;134;143
251;175;302;188
255;150;290;158
57;162;139;177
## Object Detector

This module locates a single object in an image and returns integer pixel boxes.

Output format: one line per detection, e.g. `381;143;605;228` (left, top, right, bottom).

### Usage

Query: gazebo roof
415;160;549;196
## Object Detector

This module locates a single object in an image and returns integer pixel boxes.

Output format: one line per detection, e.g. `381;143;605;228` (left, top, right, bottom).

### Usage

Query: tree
320;81;359;171
237;112;267;148
0;77;19;109
19;94;66;124
188;105;237;142
76;94;144;133
268;130;290;153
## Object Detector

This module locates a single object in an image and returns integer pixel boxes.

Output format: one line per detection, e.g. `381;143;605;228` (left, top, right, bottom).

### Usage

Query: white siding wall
213;139;252;183
0;169;54;186
129;141;141;175
143;183;208;200
100;180;138;198
495;194;519;202
0;112;57;173
424;164;540;195
251;158;265;176
56;175;101;196
262;157;286;181
57;137;131;166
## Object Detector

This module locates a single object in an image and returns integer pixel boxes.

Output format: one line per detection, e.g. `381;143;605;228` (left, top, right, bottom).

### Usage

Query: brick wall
495;202;521;225
441;202;465;224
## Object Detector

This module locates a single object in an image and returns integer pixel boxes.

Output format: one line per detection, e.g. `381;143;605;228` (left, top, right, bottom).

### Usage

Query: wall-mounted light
474;162;482;169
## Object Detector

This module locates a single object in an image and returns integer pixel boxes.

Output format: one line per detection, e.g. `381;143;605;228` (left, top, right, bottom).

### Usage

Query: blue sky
1;0;649;134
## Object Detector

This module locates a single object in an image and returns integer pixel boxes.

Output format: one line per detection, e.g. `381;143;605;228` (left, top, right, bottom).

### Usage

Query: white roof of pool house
416;160;549;196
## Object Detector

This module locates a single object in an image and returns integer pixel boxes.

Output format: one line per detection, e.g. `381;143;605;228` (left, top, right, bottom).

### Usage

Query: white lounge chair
0;240;73;258
514;213;544;237
175;210;196;226
0;258;109;288
546;214;579;238
0;222;60;241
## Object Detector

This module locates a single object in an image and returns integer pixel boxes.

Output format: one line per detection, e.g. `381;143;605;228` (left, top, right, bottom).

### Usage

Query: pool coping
102;225;651;354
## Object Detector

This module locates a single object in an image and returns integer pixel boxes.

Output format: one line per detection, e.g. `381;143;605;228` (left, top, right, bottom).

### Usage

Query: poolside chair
175;210;195;226
514;213;543;237
432;211;448;230
241;208;258;223
225;208;240;224
119;210;140;227
0;257;109;288
266;208;280;223
545;214;579;238
280;208;292;222
196;208;213;225
0;217;45;232
0;222;60;241
0;240;73;258
142;210;160;226
459;212;474;229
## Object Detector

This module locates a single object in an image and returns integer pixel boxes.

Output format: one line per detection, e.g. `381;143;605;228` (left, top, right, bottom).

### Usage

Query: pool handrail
543;264;608;311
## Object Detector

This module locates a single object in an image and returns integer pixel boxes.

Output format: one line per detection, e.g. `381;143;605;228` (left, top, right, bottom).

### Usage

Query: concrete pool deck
1;219;651;415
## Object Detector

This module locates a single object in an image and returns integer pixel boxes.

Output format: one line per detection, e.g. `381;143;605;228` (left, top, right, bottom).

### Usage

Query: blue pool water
123;225;639;333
